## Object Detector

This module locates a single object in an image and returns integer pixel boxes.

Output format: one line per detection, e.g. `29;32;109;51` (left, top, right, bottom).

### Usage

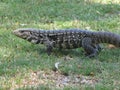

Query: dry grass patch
9;70;99;90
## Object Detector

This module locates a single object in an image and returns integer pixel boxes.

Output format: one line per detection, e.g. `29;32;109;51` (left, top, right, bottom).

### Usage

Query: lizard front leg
43;37;54;55
82;37;98;57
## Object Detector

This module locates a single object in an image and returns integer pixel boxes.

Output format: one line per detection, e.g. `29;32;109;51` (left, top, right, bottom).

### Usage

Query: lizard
13;28;120;57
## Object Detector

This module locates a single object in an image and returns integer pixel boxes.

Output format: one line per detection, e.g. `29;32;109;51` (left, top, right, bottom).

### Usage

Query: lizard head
13;28;44;44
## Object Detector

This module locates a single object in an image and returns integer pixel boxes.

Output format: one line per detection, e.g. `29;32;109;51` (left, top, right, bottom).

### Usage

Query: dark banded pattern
13;28;120;57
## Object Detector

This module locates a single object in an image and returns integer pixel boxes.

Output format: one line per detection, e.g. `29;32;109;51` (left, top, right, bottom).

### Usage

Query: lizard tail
93;31;120;47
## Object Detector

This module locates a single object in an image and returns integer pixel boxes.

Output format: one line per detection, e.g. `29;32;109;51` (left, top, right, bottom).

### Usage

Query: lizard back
13;28;120;48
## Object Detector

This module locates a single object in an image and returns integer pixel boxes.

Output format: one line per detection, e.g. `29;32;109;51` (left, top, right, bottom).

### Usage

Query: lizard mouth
13;30;26;39
13;30;21;36
13;30;18;35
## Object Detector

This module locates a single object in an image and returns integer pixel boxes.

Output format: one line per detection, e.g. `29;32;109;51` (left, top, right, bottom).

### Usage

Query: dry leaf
108;44;116;49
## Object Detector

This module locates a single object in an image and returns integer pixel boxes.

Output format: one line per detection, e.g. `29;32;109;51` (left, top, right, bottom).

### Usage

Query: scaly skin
13;28;120;57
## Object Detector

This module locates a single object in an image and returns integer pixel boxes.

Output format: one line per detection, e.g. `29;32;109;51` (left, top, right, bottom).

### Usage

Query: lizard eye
20;31;24;33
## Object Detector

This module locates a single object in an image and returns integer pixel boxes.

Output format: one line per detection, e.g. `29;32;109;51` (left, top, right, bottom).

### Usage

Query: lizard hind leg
94;44;102;53
82;37;99;58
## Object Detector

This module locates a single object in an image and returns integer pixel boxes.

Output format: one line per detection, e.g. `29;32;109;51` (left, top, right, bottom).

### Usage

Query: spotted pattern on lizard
13;28;120;57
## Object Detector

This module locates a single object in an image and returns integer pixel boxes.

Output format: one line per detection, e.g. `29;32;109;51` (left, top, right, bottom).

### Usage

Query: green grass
0;0;120;90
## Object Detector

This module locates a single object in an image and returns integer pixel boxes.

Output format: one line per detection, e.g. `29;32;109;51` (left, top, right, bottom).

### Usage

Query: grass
0;0;120;90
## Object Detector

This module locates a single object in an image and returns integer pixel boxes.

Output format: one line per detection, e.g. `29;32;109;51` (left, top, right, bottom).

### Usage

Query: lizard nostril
13;30;17;34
